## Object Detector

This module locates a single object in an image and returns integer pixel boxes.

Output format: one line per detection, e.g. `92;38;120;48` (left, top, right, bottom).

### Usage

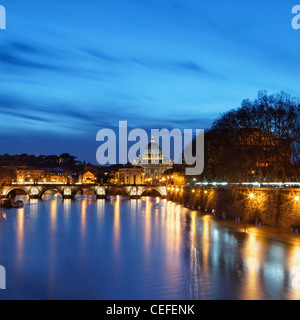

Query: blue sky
0;0;299;163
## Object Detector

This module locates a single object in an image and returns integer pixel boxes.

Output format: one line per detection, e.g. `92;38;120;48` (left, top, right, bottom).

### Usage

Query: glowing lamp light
295;196;299;201
192;189;195;193
249;193;254;198
204;191;208;194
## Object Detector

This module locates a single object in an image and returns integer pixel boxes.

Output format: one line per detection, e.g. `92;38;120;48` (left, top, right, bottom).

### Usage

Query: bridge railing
192;182;300;188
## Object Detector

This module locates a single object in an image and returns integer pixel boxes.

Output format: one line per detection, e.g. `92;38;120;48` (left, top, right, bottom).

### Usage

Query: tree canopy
201;91;300;182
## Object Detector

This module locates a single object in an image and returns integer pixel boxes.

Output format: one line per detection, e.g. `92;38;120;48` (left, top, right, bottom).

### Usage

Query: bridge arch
5;187;30;199
139;187;165;198
39;187;63;199
106;186;130;197
72;187;97;198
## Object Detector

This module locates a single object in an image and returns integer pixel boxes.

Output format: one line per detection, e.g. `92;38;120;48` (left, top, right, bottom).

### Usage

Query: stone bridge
0;184;167;200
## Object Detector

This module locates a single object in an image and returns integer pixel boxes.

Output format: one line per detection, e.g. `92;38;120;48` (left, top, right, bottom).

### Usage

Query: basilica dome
132;136;173;180
142;136;162;163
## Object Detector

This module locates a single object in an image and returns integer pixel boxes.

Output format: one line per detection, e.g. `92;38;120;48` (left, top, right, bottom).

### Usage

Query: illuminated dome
142;136;162;164
132;136;173;181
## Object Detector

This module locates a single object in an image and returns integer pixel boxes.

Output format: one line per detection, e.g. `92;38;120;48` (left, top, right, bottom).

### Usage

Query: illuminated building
16;169;45;183
116;167;145;185
82;171;97;184
132;136;173;181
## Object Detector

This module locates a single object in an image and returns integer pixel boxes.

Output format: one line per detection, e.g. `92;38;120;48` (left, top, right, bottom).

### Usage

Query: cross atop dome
151;135;156;143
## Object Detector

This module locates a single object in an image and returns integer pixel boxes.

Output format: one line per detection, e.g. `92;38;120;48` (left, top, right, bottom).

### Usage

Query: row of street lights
169;188;300;202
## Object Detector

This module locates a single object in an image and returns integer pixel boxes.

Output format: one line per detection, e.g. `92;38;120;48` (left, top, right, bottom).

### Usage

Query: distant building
82;171;96;184
203;128;292;181
132;136;173;181
44;168;70;183
49;175;68;184
47;168;67;183
16;169;45;183
207;128;291;168
116;167;145;185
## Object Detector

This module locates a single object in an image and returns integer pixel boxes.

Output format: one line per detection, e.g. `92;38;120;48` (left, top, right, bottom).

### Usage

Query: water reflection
242;233;263;299
144;197;152;255
63;199;71;228
81;200;87;237
1;197;300;299
97;199;105;218
113;196;120;258
50;200;57;232
16;207;25;266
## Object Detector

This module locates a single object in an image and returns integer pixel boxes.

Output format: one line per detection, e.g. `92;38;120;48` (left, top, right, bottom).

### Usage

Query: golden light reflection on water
185;213;300;300
144;197;152;255
49;199;58;296
16;207;25;265
164;202;182;260
8;197;300;299
113;196;120;256
202;216;211;274
81;200;87;237
50;200;57;232
188;210;201;297
242;232;263;300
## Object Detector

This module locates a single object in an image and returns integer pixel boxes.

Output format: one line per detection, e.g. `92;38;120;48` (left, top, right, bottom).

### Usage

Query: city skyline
0;0;299;163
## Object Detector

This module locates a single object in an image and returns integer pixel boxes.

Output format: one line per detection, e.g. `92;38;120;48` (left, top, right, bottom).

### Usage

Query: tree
201;91;300;182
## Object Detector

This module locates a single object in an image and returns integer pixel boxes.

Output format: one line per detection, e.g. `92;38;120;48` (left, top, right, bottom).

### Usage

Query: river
0;196;300;300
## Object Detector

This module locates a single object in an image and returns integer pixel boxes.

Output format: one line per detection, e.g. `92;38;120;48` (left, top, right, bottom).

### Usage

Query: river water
0;196;300;300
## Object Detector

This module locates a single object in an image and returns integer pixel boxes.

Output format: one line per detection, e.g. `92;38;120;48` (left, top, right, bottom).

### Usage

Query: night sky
0;0;299;163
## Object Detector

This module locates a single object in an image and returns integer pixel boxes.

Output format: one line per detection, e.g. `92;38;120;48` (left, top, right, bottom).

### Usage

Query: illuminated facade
82;171;96;184
116;167;145;185
16;169;45;183
49;175;68;183
132;137;173;181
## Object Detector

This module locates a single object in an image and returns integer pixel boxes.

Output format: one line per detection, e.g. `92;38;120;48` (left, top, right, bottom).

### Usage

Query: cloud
81;46;217;76
9;41;46;55
174;60;209;74
0;51;54;70
82;48;124;64
0;40;70;73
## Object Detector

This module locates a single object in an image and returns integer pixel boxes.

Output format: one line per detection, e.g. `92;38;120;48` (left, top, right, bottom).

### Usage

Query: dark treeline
200;91;300;182
0;153;81;168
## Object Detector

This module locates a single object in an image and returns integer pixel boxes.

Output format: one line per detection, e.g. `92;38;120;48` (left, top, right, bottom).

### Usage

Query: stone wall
167;186;300;230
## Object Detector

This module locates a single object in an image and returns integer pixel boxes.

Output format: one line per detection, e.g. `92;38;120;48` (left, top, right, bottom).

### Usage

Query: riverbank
167;186;300;231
